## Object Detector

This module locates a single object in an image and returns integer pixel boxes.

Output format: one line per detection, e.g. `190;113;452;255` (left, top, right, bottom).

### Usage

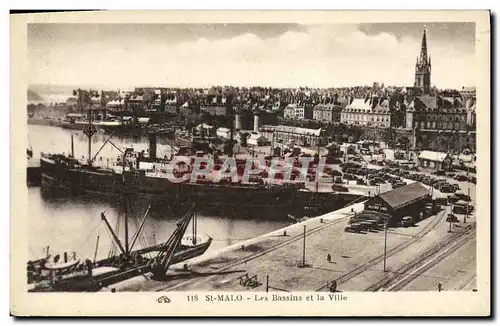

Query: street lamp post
383;218;388;272
448;204;454;233
464;162;470;224
302;225;307;267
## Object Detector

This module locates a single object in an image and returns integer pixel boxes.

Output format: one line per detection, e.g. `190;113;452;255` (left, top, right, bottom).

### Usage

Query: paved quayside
108;190;475;292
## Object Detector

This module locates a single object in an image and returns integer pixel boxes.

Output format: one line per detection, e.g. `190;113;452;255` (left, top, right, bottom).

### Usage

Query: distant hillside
29;84;75;96
27;89;43;101
28;84;75;104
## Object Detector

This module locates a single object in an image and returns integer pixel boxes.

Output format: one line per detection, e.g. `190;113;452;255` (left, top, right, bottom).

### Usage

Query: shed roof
275;125;322;137
418;150;450;162
377;182;430;210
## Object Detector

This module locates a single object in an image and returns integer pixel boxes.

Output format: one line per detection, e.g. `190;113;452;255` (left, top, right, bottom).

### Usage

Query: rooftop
418;150;450;162
377;182;430;210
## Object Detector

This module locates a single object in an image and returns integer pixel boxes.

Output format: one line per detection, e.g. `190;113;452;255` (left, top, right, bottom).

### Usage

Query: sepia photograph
10;10;490;316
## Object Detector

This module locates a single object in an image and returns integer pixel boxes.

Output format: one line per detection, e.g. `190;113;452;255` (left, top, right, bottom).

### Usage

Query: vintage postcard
10;10;490;316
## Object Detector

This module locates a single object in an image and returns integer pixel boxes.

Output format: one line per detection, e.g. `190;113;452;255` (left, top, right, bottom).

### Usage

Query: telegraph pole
464;162;470;223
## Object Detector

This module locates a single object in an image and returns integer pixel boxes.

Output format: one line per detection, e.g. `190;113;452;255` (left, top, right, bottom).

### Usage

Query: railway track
315;209;446;291
378;225;476;292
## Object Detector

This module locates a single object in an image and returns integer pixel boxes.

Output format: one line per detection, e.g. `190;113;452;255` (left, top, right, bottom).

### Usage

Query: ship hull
39;156;301;215
61;122;141;133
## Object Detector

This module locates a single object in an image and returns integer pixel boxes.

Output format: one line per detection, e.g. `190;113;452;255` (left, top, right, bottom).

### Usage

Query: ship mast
124;194;129;254
227;92;234;157
83;98;96;165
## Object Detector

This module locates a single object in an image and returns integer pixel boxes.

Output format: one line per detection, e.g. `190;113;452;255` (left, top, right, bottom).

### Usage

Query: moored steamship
40;113;305;213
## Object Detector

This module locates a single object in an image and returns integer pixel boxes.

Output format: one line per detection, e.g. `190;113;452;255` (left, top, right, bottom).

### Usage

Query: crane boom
150;204;195;278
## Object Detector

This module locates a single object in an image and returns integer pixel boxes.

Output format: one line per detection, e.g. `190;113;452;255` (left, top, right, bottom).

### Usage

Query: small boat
44;252;81;271
288;214;309;223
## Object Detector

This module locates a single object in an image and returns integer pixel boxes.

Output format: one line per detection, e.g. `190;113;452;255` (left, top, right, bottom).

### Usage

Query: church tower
414;26;431;94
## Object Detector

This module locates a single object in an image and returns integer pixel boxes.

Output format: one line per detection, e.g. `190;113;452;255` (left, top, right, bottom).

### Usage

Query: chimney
148;133;157;159
253;113;260;132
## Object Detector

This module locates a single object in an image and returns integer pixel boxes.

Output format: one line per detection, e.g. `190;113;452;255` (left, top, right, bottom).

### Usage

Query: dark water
27;125;291;261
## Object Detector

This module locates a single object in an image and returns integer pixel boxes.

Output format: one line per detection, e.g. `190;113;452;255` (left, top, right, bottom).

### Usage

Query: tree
382;128;393;143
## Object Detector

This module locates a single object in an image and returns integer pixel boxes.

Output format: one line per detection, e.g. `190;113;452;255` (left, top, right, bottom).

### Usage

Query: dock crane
149;204;196;279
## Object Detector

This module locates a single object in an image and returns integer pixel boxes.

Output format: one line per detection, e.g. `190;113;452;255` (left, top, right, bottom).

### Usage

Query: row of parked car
345;201;442;234
432;170;477;184
384;168;461;193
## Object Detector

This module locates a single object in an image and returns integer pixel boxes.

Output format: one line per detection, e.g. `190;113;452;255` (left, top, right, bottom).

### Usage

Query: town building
105;99;125;113
259;125;324;147
402;27;477;153
283;103;313;120
200;105;228;116
312;103;343;122
164;97;178;114
340;95;391;128
148;93;162;112
460;86;476;100
405;95;468;130
247;133;269;147
127;94;144;114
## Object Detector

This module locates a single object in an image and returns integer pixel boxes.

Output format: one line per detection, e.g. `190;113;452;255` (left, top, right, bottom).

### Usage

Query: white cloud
29;25;475;89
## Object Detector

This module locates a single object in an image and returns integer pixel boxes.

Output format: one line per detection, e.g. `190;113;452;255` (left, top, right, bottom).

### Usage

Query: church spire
414;25;431;94
418;25;428;65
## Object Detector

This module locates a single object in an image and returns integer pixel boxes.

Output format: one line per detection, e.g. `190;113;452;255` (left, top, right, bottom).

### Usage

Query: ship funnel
148;133;157;159
253;114;260;132
235;112;241;130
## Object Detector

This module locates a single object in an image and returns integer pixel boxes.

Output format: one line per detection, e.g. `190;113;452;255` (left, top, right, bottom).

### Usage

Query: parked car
432;179;446;187
397;216;414;227
446;214;459;222
454;175;468;181
447;195;460;203
424;203;437;216
325;157;342;164
393;182;407;189
468;176;477;184
332;184;349;192
422;177;432;185
344;223;362;233
453;203;474;214
329;169;343;177
356;179;366;185
433;170;446;176
455;193;471;202
440;184;456;193
334;177;343;184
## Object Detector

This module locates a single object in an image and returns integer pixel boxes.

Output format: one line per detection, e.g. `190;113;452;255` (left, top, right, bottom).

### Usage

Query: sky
27;22;476;89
